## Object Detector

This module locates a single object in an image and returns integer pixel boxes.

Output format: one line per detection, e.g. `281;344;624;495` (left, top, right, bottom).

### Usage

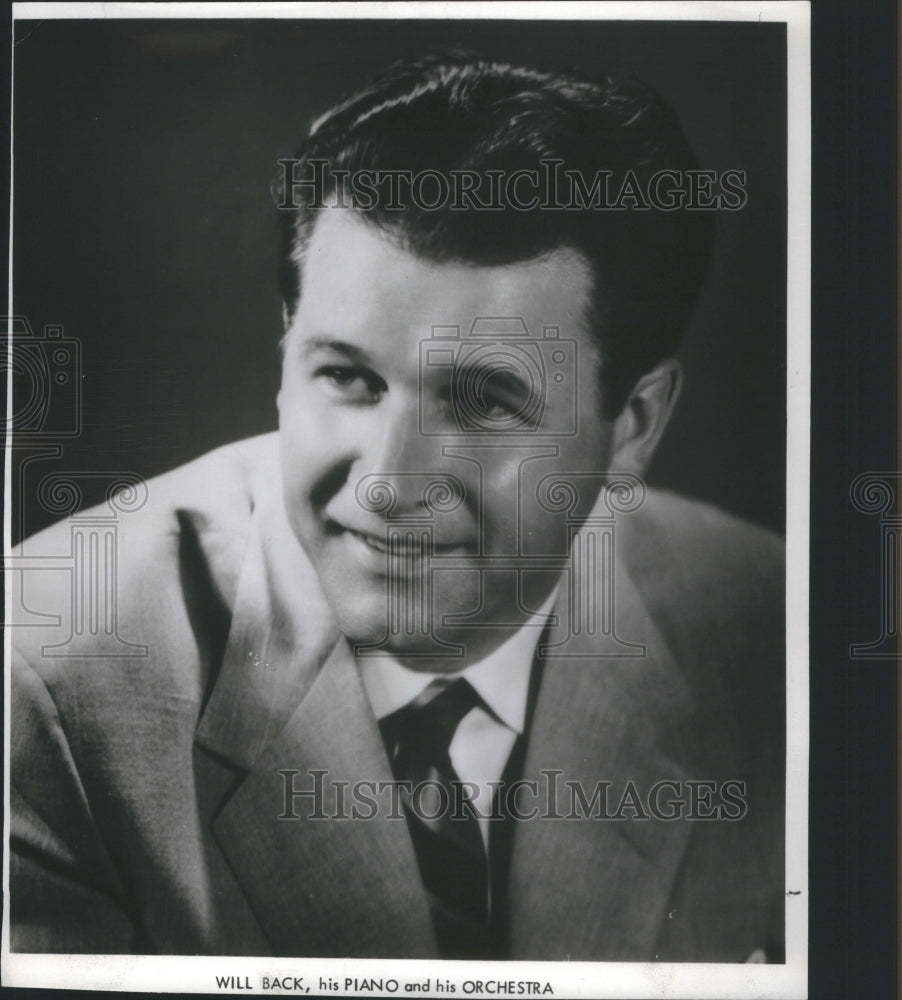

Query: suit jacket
9;433;785;960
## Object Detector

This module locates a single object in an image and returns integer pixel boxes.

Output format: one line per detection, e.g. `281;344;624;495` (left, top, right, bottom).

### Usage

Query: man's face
279;209;613;668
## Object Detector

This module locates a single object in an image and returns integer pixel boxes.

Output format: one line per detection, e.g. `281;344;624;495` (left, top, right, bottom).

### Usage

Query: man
9;53;784;961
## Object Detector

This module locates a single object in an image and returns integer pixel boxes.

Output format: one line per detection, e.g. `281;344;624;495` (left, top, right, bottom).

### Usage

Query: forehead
294;209;596;348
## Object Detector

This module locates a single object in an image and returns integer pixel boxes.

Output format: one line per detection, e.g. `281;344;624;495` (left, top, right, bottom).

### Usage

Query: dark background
11;18;786;540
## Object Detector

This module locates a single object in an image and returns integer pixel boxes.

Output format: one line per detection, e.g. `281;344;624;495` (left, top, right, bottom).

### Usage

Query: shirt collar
356;587;558;734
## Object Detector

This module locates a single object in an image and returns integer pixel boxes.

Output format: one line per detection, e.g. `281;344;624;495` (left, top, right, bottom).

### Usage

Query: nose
353;392;457;518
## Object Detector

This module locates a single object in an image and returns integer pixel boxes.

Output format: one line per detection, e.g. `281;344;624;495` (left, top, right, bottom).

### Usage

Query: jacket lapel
506;558;695;961
210;635;437;957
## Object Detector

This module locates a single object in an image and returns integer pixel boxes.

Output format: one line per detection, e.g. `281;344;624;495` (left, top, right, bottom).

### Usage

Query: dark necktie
379;678;490;957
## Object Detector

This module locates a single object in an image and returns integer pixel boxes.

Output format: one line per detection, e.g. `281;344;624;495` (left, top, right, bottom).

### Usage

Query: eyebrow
297;337;375;366
451;360;536;399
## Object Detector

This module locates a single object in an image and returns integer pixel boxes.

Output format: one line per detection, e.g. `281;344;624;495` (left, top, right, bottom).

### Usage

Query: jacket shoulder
112;431;279;540
10;434;279;695
622;489;784;635
17;432;277;554
621;490;785;731
624;488;783;576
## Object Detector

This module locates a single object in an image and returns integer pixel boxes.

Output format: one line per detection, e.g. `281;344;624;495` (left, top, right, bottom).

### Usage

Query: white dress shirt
356;590;557;847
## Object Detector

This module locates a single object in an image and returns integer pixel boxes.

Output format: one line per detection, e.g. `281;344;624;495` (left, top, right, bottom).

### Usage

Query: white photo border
3;3;810;997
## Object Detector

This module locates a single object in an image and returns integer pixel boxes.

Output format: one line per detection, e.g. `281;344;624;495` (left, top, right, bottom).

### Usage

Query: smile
333;522;469;559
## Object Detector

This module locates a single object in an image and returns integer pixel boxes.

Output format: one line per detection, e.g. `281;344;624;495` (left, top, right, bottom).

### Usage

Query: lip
329;520;471;564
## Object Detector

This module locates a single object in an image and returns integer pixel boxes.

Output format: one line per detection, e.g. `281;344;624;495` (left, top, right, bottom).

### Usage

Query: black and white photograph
3;3;811;997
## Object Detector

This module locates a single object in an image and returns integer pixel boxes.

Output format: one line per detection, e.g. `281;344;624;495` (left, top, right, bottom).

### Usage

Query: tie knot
392;678;482;757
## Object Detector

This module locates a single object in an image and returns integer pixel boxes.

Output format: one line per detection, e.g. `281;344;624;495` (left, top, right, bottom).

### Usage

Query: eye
479;368;535;416
314;365;385;404
450;365;538;427
480;388;520;419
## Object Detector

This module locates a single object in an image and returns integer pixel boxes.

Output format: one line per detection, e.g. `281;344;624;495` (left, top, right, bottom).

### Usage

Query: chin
325;592;388;644
328;587;464;660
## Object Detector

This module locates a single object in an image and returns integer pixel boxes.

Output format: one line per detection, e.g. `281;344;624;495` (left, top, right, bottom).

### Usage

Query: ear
609;358;682;475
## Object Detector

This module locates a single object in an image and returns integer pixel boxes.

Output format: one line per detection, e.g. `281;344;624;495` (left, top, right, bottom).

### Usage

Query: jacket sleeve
10;651;139;953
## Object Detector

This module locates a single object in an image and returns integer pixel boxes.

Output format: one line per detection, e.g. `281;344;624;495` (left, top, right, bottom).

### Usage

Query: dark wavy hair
276;51;715;417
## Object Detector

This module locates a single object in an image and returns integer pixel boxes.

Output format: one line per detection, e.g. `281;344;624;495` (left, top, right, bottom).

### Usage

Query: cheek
485;462;522;507
278;402;332;513
475;459;530;549
481;432;612;551
279;367;363;449
278;428;314;520
279;373;337;465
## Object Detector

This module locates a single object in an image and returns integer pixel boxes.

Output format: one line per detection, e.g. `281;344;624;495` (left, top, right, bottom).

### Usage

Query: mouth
326;519;470;558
